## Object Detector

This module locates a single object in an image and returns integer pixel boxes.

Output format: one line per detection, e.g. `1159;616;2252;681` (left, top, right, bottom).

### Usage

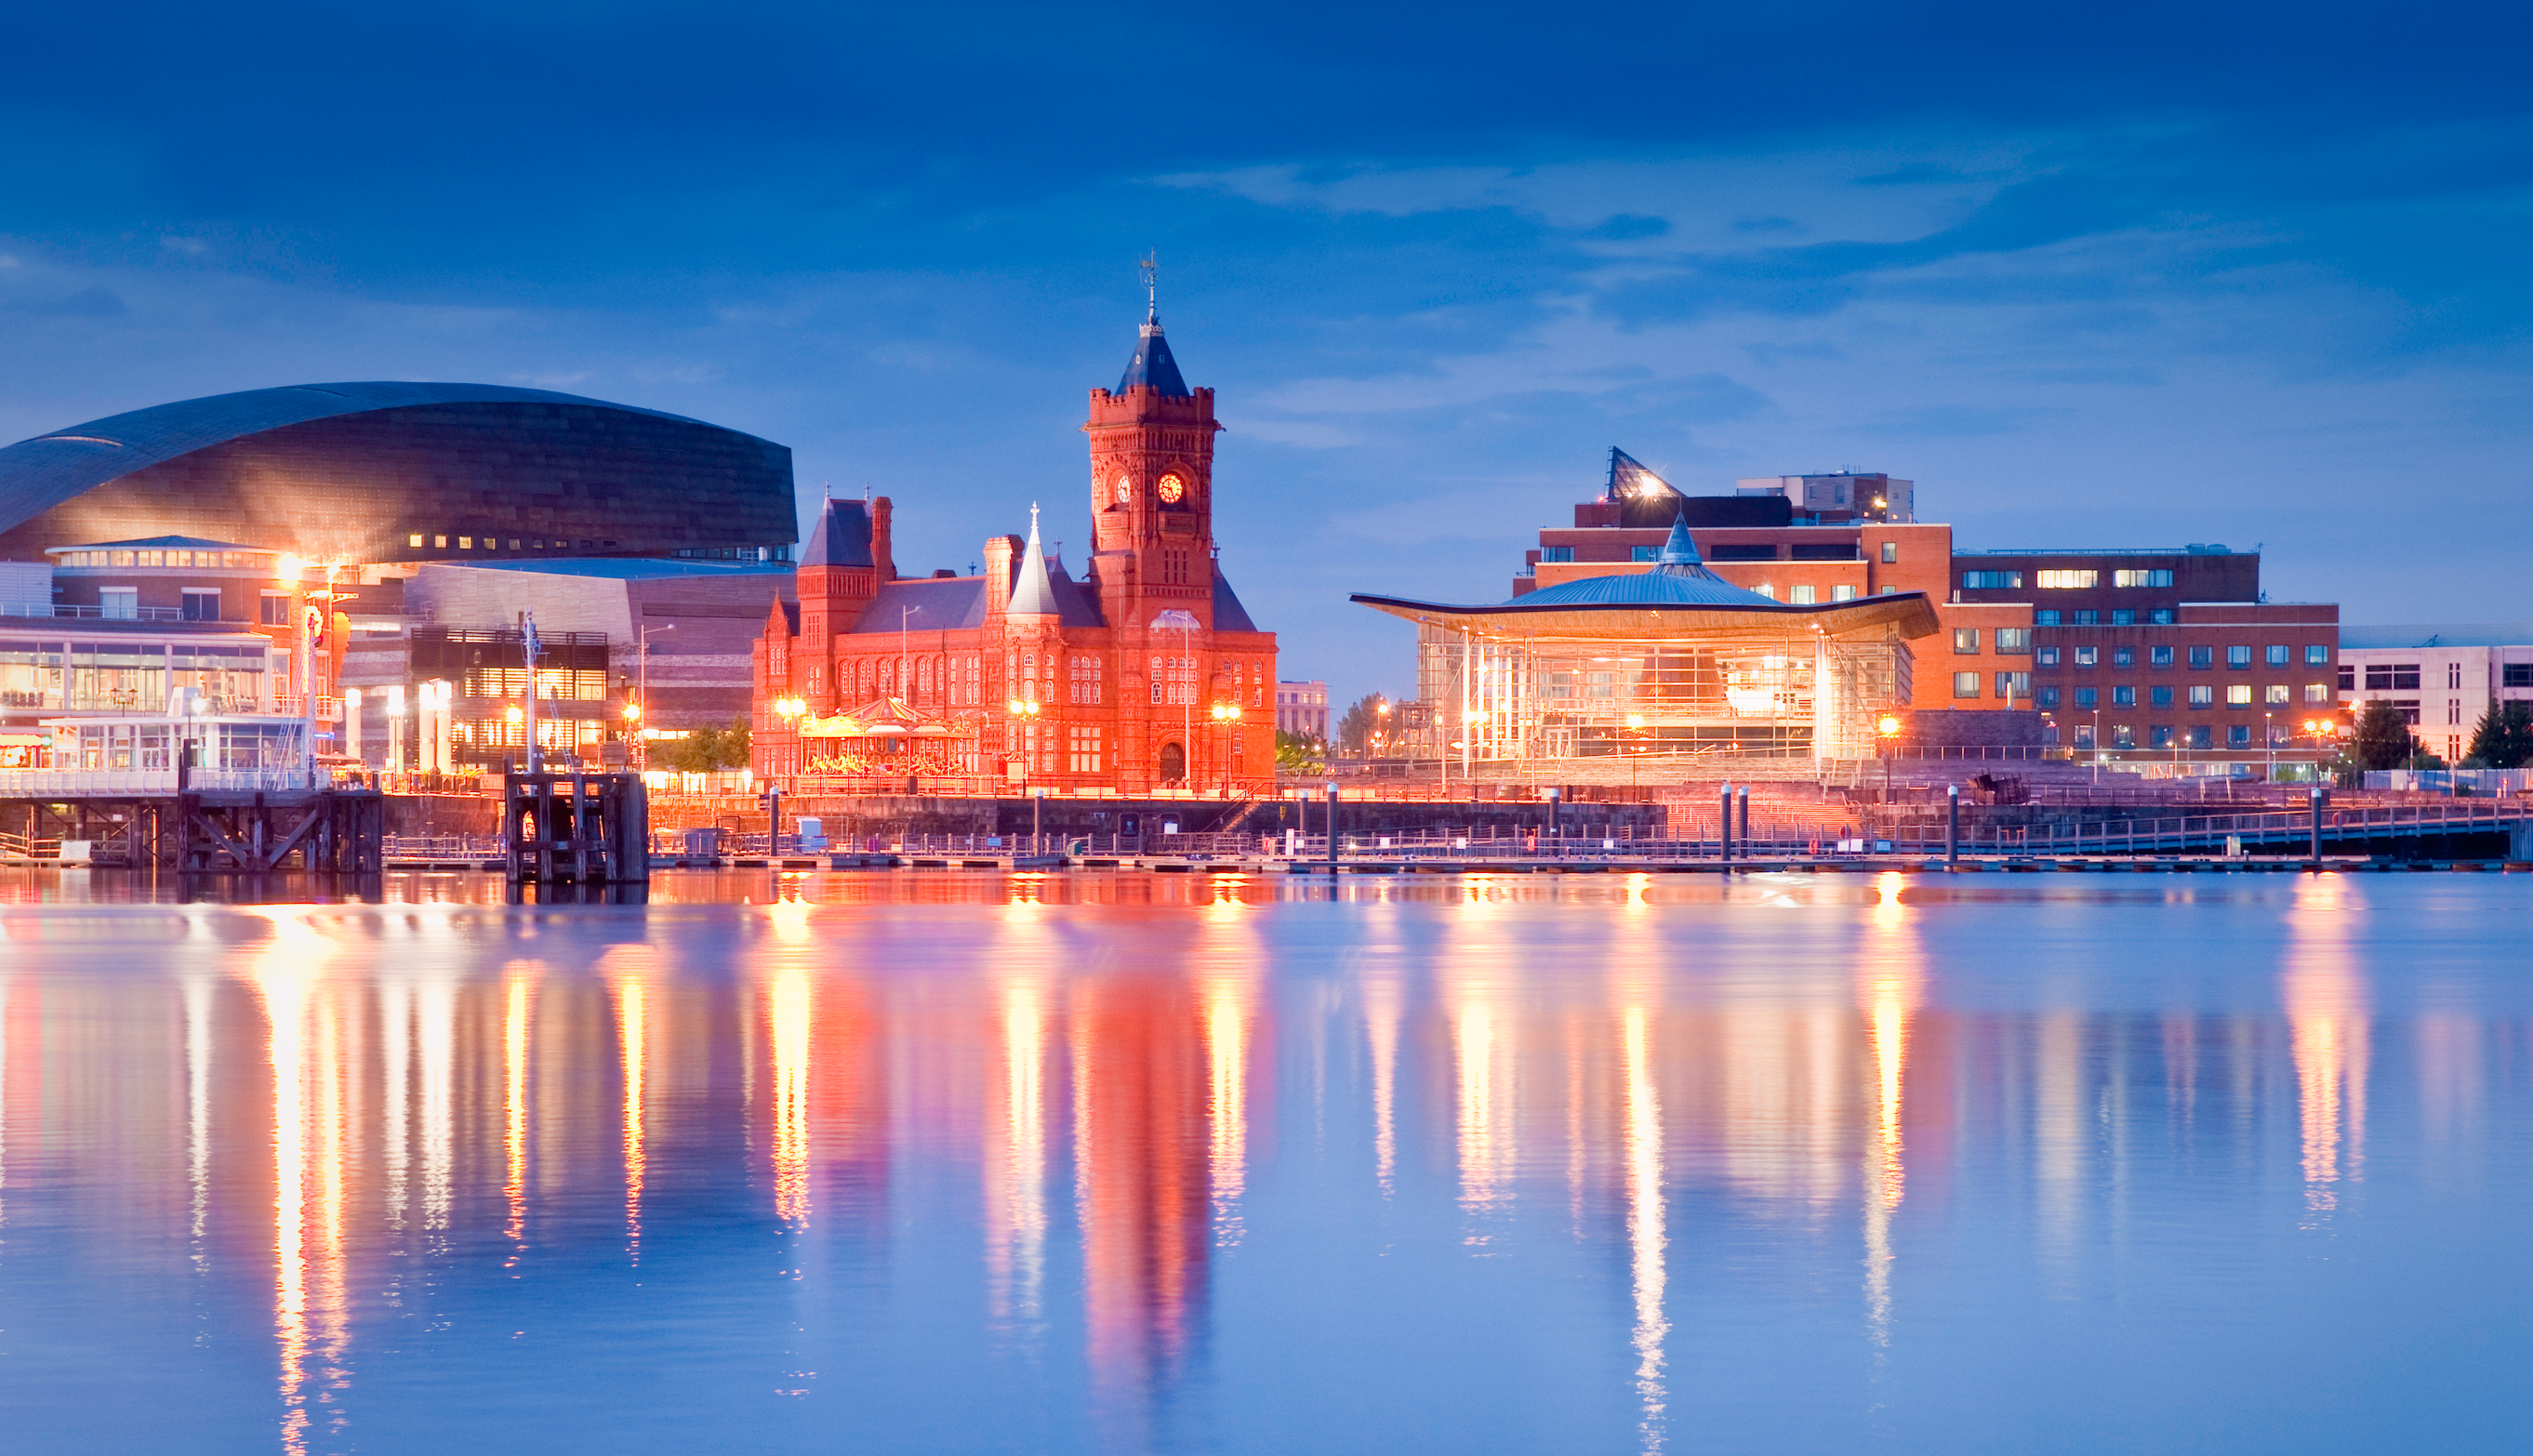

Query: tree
656;717;752;772
2464;700;2533;769
1274;729;1326;774
2349;699;2415;772
1335;693;1391;756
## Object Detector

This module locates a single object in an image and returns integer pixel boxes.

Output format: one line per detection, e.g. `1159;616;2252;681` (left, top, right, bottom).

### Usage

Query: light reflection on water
2;868;2531;1453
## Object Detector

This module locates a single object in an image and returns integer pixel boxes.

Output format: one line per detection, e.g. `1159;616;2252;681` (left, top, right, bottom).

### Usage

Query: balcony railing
0;767;315;796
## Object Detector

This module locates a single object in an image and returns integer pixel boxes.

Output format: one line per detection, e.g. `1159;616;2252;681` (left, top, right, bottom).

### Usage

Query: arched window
1158;741;1186;783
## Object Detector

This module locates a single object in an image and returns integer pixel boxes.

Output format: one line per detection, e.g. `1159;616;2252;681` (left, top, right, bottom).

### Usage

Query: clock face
1112;474;1133;505
1157;472;1187;504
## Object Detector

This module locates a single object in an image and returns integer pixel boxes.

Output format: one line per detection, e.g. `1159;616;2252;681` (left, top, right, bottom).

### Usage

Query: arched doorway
1158;741;1187;784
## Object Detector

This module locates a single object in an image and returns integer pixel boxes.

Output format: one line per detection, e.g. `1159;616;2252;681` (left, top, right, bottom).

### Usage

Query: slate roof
1213;565;1260;633
1118;320;1189;397
800;497;875;568
44;534;265;554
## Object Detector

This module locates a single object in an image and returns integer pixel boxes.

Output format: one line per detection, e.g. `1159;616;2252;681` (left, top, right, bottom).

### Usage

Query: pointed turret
1118;316;1188;397
1007;502;1062;617
1655;513;1703;566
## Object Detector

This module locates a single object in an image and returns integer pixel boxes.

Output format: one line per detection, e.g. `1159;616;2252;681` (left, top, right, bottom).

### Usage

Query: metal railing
0;767;316;795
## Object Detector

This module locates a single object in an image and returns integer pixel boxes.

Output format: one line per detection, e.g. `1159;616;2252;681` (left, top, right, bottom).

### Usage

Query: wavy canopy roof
0;381;795;563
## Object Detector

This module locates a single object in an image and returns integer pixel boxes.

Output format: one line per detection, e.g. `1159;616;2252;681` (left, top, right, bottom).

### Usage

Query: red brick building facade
750;309;1278;795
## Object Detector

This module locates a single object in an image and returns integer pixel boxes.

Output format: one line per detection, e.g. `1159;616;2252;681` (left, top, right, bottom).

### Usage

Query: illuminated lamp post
1211;701;1241;795
1877;714;1903;804
636;622;675;770
1005;695;1041;791
775;696;807;780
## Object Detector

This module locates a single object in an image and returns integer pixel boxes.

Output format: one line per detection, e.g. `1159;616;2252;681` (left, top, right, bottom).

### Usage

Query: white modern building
2338;624;2533;764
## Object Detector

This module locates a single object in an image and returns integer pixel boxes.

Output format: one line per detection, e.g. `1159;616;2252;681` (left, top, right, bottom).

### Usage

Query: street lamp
1212;701;1241;795
1877;713;1903;803
636;622;675;769
1005;696;1041;789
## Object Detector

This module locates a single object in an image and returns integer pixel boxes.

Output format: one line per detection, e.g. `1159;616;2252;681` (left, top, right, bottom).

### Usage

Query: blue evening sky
0;2;2525;708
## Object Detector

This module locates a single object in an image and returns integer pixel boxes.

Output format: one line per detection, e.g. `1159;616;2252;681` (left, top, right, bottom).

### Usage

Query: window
2305;683;2328;704
2265;684;2289;705
1881;541;1899;563
260;592;292;626
2187;726;2212;750
2036;570;2098;589
1754;583;1776;599
2189;684;2214;707
99;588;137;620
2036;610;2062;626
2337;667;2354;691
2075;686;2099;708
1960;570;2022;589
1953;629;1980;654
1540;546;1573;563
2151;646;2174;668
2075;646;2098;668
2229;724;2251;747
2309;645;2333;667
2075;724;2097;748
2037;647;2060;668
1629;545;1658;563
2113;724;2136;749
407;534;424;549
2226;645;2252;668
2036;686;2060;708
2074;610;2099;626
2113;647;2134;668
2364;664;2421;691
2150;726;2174;749
2447;661;2464;690
2112;609;2137;626
2188;646;2213;668
2113;685;2136;707
1832;584;1855;602
2114;569;2174;588
2266;645;2290;668
1952;671;1982;699
1790;584;1816;604
181;588;219;622
1995;671;2031;700
2227;684;2252;707
458;536;473;549
1995;628;2030;654
2151;686;2174;707
1068;724;1104;774
2507;663;2533;687
433;536;447;549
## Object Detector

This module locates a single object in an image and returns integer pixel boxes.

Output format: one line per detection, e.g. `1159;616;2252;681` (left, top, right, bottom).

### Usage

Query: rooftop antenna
1139;251;1160;324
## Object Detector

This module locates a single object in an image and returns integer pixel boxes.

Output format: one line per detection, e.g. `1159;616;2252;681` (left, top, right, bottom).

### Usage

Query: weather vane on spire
1029;500;1041;538
1138;251;1159;323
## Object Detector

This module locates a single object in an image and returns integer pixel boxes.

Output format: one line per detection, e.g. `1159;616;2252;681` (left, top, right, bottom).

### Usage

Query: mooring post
1719;782;1733;864
2310;783;2324;868
1545;786;1559;857
1326;780;1339;869
1946;783;1960;869
1738;787;1751;856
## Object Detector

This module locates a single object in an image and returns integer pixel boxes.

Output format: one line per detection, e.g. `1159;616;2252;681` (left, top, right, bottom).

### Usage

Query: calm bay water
0;868;2527;1453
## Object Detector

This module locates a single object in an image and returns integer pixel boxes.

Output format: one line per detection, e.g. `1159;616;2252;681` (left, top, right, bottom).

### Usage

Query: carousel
789;696;979;788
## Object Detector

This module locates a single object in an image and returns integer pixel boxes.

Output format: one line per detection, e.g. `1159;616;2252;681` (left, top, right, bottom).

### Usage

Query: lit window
1995;628;2030;654
1790;584;1816;604
2305;683;2328;704
2075;646;2098;668
1881;541;1898;563
408;534;424;549
1952;671;1982;699
434;536;448;549
2113;724;2136;748
2189;684;2214;707
1995;671;2031;700
458;536;473;549
2266;684;2290;705
1832;584;1855;602
2227;684;2252;706
2036;570;2098;589
1953;629;1980;654
1754;583;1776;600
2114;569;2175;588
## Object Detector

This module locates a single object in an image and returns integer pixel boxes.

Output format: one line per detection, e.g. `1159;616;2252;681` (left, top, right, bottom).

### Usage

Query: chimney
871;496;897;581
983;534;1021;615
